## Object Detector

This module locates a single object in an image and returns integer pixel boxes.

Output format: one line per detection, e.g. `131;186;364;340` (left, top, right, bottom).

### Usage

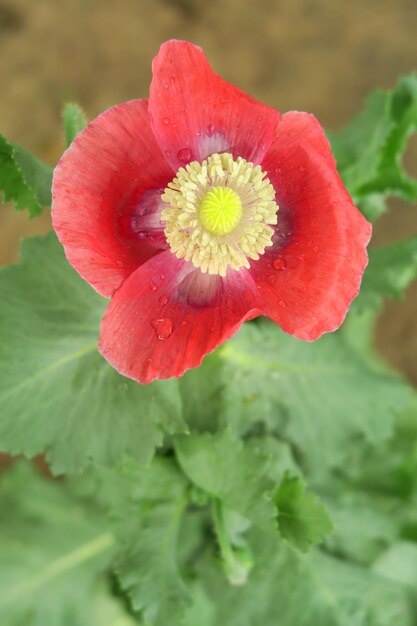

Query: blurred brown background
0;0;416;381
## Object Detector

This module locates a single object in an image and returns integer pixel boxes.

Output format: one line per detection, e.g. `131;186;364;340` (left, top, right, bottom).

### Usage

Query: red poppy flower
52;40;371;384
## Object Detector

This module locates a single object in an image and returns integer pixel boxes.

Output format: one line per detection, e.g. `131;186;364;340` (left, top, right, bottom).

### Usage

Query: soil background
0;0;416;381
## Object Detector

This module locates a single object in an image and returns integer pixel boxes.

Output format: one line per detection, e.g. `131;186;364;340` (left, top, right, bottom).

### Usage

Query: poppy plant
52;40;371;384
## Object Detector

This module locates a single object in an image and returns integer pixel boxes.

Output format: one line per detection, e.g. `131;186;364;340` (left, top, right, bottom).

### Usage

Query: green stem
211;498;251;586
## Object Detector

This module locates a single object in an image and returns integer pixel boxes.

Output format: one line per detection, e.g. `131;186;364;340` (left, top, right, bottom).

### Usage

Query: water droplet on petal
273;258;286;271
149;274;164;292
206;124;215;137
278;300;287;308
177;147;192;163
162;117;170;125
159;295;168;306
180;320;188;327
313;245;320;253
151;317;173;340
164;82;169;89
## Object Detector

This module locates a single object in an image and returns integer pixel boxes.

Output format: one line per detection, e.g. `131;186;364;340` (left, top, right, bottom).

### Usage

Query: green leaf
274;473;333;552
374;541;417;587
63;103;88;147
186;534;415;626
94;459;191;626
220;322;411;474
175;429;291;528
0;462;127;626
323;491;400;566
329;74;417;220
0;134;52;216
0;233;186;473
179;353;225;433
354;236;417;311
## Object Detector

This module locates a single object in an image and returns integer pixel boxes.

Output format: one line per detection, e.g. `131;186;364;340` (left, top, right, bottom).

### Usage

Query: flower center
199;186;243;235
161;153;278;276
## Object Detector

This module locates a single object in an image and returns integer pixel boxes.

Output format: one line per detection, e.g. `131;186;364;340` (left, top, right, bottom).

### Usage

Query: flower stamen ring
162;152;279;276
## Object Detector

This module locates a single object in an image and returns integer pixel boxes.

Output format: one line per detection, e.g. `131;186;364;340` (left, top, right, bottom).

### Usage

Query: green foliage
176;429;280;528
354;236;417;311
219;322;411;474
329;74;417;220
0;234;186;474
0;134;52;216
63;103;88;146
182;533;415;626
275;473;333;552
94;459;191;626
0;462;126;626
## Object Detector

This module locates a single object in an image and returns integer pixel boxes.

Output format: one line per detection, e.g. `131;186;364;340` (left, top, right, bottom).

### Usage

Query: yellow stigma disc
199;186;243;236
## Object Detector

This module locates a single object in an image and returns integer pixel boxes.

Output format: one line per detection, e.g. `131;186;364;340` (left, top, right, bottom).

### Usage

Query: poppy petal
99;250;262;383
250;112;372;340
149;40;279;170
52;99;174;297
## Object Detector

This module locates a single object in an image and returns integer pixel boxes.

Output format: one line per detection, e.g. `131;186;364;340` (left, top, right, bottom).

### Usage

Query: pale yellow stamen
161;152;278;277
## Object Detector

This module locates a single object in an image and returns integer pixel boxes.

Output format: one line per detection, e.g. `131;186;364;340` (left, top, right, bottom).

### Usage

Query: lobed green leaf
63;103;88;147
354;236;417;311
219;322;411;475
275;473;333;552
92;459;191;626
0;233;186;474
0;134;52;217
0;462;132;626
329;74;417;220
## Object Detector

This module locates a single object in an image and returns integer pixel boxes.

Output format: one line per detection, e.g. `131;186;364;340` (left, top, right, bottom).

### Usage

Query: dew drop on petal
159;295;168;306
273;257;286;271
162;117;170;125
180;320;188;327
206;124;215;137
313;245;320;253
278;300;287;308
151;317;173;340
177;147;192;163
